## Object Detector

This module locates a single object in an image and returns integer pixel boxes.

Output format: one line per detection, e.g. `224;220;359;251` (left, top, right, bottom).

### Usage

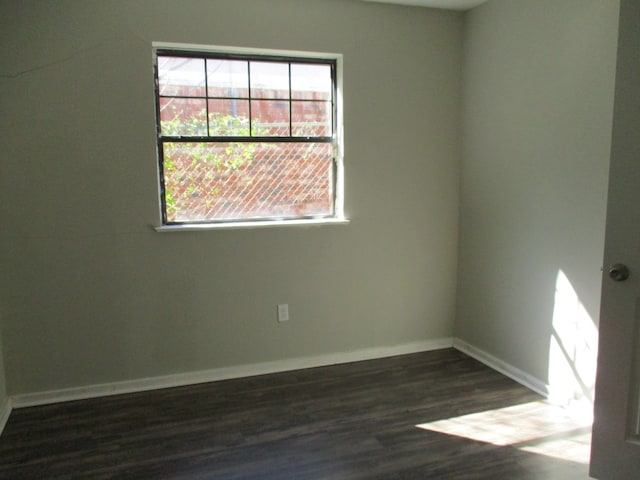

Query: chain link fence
163;139;333;222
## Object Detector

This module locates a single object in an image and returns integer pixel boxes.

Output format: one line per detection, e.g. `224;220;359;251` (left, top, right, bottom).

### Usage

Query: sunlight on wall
416;400;592;464
548;270;599;419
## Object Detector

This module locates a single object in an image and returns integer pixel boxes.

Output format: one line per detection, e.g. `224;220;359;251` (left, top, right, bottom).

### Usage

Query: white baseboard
0;397;12;436
453;338;550;398
12;338;454;408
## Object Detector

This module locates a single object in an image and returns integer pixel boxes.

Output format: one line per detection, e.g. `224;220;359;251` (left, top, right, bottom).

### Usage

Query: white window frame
152;43;346;232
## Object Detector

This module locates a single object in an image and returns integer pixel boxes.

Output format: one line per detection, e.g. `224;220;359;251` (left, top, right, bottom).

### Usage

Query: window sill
154;217;350;232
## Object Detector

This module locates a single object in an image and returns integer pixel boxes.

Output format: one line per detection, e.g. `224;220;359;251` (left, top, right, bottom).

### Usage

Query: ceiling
361;0;488;10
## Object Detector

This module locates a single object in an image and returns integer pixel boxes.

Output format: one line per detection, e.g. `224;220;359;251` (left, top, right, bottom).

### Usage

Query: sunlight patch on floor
416;400;592;464
519;428;591;464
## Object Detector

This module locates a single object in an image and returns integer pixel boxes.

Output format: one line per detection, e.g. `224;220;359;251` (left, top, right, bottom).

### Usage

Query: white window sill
154;217;350;232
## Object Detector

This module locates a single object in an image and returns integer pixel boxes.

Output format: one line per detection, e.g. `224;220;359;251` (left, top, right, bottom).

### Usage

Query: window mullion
204;59;210;136
160;136;332;143
288;63;293;137
247;61;253;137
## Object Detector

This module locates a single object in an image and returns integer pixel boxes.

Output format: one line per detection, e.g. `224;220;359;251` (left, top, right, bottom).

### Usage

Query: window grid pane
207;100;250;136
158;57;206;97
291;63;332;100
206;59;249;98
251;100;291;137
249;61;289;100
159;97;207;136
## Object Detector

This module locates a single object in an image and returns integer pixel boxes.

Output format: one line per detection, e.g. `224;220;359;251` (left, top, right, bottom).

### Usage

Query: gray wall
456;0;619;403
0;330;6;409
0;0;462;395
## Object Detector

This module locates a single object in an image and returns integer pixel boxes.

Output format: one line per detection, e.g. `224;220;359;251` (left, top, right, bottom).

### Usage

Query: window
153;46;343;227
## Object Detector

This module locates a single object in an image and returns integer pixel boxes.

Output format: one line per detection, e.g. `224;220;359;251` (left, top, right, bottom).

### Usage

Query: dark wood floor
0;348;592;479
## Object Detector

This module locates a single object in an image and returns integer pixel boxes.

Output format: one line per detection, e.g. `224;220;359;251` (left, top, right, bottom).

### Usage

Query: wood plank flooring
0;349;592;479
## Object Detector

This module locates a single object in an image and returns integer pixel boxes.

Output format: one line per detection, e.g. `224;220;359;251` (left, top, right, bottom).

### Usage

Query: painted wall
456;0;619;406
0;330;7;410
0;0;462;395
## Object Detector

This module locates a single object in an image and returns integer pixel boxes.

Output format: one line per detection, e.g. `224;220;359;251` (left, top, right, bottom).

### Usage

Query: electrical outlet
277;304;289;322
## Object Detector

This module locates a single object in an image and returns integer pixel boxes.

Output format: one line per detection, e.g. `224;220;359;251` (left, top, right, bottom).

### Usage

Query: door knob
609;263;630;281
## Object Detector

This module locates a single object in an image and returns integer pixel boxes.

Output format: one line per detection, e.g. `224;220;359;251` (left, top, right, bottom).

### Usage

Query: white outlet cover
277;304;289;322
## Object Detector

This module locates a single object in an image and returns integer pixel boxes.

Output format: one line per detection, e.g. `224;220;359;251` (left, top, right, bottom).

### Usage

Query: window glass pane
291;64;332;100
250;62;289;99
159;98;207;136
208;100;250;136
251;100;290;136
163;142;333;222
292;101;332;137
207;59;248;98
158;57;206;97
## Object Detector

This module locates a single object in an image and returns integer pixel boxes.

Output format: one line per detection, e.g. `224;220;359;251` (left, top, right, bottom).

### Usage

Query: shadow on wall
548;269;599;420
